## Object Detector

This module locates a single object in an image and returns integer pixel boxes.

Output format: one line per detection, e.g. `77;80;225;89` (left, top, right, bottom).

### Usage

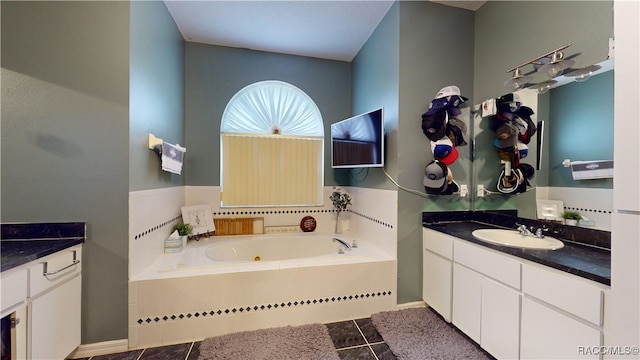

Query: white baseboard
67;339;129;359
396;300;427;310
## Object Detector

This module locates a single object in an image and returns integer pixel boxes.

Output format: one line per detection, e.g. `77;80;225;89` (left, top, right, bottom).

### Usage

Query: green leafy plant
561;211;582;221
171;223;193;236
329;189;351;212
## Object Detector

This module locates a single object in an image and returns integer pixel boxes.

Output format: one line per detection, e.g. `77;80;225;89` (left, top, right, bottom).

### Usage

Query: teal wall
350;2;400;187
351;2;475;303
548;71;614;188
473;1;613;102
396;2;475;303
183;44;351;187
1;1;131;343
1;0;184;343
130;1;185;191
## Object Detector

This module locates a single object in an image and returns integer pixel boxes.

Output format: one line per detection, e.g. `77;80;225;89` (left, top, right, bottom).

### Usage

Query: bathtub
129;232;397;348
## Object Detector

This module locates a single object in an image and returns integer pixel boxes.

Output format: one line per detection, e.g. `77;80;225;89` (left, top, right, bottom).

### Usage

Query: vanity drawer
29;246;82;297
1;268;27;313
454;240;521;289
423;228;453;260
522;263;604;326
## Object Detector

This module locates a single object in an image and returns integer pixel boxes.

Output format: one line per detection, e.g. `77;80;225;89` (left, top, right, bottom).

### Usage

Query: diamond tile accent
135;290;393;325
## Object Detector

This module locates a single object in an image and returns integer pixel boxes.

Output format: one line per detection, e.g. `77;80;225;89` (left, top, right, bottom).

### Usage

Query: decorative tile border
212;209;337;216
563;206;612;215
133;215;182;240
349;210;393;229
136;290;393;325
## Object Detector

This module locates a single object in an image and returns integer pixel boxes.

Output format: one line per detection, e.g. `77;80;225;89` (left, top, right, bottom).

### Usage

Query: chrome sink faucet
516;223;531;236
332;237;351;253
516;223;548;238
533;227;548;239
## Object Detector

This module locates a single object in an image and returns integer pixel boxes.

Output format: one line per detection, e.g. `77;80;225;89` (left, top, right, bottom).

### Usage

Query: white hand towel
161;142;186;175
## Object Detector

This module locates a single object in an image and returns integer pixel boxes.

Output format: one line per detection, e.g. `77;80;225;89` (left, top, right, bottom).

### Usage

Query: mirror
472;59;614;231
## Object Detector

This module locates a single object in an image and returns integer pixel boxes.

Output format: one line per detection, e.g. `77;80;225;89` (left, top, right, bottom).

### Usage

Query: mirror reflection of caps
423;160;448;194
496;168;522;194
495;123;518;148
435;86;469;102
517;142;529;158
497;92;522;105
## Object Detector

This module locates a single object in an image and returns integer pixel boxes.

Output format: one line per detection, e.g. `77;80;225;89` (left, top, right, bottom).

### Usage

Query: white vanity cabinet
452;240;521;360
0;245;82;360
29;246;82;360
1;268;29;360
422;227;609;359
422;228;454;322
520;263;605;359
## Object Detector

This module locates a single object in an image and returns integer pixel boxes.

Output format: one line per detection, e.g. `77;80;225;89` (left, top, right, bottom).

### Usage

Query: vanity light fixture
505;44;576;89
536;50;575;78
564;64;602;83
528;80;557;94
504;67;533;91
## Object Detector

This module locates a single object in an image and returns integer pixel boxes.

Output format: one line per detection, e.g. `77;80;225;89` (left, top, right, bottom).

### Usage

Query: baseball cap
447;118;468;146
423;160;448;195
431;137;453;156
421;109;447;141
517;142;529;158
496;168;523;194
435;86;469;102
431;136;459;166
495;122;518;148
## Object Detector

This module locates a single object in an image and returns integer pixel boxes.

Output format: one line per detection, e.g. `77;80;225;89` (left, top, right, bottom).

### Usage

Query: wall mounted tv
331;108;384;168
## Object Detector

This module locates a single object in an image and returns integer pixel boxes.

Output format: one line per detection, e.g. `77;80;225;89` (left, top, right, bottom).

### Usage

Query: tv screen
331;108;384;168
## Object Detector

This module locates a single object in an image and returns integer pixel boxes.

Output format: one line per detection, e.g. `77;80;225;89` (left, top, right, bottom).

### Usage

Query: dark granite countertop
1;222;85;272
423;211;611;286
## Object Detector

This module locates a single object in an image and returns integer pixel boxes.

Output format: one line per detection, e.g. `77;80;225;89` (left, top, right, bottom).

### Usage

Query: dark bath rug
371;307;492;360
197;323;340;360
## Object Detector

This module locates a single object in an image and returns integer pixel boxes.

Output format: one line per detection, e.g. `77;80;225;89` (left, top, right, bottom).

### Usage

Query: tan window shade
221;133;324;207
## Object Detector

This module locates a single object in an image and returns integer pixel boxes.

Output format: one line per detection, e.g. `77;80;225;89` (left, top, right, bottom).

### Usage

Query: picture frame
181;205;215;235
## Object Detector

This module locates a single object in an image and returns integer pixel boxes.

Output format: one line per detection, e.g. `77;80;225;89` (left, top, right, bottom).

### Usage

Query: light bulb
574;72;592;82
507;79;525;91
545;64;564;78
537;85;550;94
504;68;531;90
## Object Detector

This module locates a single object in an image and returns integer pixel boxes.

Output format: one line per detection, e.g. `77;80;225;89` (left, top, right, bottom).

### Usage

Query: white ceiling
164;1;486;62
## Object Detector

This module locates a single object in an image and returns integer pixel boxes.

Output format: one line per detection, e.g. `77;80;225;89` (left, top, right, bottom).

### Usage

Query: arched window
220;81;324;207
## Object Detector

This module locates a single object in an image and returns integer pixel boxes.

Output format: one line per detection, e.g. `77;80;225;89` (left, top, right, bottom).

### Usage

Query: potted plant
561;211;582;226
329;188;351;234
171;223;193;237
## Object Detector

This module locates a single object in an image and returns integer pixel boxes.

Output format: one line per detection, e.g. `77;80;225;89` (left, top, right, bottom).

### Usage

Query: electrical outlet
459;184;468;198
477;184;485;197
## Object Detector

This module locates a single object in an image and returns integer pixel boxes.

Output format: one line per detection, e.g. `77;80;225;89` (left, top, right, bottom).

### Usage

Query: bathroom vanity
1;222;85;360
422;211;609;360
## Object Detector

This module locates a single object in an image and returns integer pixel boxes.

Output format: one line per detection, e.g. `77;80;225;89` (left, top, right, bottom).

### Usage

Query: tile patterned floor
76;317;396;360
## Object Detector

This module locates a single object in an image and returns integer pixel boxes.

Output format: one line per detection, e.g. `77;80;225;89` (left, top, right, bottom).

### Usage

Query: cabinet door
30;275;81;360
481;277;521;360
521;297;601;359
452;263;481;343
423;250;452;322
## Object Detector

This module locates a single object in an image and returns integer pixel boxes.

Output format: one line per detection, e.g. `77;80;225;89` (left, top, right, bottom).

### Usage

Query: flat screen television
331;108;384;168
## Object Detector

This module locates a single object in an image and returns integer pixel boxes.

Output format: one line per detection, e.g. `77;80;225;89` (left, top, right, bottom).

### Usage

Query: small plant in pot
171;223;193;237
561;211;582;225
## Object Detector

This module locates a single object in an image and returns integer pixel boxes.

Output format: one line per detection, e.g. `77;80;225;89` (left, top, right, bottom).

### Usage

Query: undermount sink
471;229;564;250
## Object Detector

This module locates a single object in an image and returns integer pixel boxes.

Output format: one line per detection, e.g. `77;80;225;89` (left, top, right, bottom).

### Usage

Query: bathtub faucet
332;237;351;253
